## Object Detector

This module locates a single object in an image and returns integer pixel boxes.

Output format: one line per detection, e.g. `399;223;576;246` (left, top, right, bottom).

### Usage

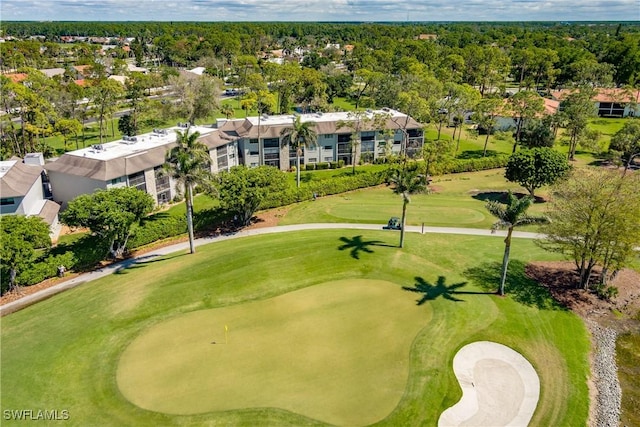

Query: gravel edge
586;320;622;427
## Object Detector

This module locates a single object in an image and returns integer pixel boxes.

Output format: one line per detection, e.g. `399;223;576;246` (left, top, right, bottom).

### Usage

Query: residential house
216;109;424;170
494;96;559;131
0;154;61;239
551;88;640;118
45;125;238;208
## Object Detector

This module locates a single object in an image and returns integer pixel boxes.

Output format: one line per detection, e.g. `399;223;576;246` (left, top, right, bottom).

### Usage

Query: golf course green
0;230;590;426
118;279;431;425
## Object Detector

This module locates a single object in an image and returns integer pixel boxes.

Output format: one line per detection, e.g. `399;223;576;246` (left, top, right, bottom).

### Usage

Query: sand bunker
438;341;540;427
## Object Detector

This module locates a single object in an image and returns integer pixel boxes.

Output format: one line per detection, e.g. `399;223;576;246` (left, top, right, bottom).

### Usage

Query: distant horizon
3;20;639;24
1;0;638;23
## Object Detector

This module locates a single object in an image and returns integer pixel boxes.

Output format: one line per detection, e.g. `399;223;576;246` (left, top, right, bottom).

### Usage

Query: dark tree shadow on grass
471;191;546;204
402;276;489;304
463;260;564;310
456;150;499;159
337;235;395;260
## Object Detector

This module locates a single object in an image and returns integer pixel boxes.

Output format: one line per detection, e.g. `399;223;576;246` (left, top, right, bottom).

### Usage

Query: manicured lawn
280;168;548;229
0;230;589;426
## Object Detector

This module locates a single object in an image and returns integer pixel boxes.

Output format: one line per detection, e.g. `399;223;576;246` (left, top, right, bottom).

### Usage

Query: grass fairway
0;230;589;426
280;169;548;229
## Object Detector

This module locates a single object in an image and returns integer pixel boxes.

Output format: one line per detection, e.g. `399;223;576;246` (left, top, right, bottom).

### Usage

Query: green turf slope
0;230;589;426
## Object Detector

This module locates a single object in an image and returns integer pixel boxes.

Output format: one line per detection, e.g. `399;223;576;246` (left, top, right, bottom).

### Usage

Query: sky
1;0;638;22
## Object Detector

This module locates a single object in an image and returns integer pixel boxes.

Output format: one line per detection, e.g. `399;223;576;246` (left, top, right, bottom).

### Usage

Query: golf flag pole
225;324;228;344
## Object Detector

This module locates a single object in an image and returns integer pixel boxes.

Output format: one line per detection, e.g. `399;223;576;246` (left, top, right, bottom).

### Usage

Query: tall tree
61;187;154;259
164;129;212;254
505;148;571;197
508;90;545;153
280;116;318;187
169;73;221;125
486;192;548;296
609;120;640;173
387;166;428;249
560;89;596;161
0;215;51;294
541;169;640;289
215;165;288;226
472;97;502;157
90;78;124;144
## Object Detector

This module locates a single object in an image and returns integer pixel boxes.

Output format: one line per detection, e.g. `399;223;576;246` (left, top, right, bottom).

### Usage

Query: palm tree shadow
463;260;565;310
337;235;395;260
403;276;489;304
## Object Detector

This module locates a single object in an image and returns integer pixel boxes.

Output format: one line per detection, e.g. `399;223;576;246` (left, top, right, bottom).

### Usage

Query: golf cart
383;217;402;230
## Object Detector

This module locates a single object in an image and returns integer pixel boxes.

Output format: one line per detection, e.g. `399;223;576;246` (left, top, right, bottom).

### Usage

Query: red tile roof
4;73;28;83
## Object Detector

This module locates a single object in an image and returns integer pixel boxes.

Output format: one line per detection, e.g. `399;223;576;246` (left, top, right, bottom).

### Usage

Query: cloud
1;0;637;21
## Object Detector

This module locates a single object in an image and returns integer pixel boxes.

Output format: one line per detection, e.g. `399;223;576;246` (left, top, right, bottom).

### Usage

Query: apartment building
216;109;424;170
45;125;238;207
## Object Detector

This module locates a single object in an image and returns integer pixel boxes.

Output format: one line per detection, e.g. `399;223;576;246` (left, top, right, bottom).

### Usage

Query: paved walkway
0;224;543;316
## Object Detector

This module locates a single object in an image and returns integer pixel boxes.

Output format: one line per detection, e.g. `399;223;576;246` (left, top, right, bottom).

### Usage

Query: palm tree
486;191;548;295
220;103;234;119
165;129;212;254
388;167;428;248
280;116;317;188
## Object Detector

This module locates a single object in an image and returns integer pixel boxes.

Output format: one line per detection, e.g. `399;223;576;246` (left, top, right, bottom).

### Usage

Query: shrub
338;159;345;168
305;163;316;171
317;162;330;170
16;252;77;287
127;215;187;250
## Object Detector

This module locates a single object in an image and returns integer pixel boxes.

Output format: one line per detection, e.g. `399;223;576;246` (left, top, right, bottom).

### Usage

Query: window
263;138;279;148
324;156;333;162
128;171;147;192
337;134;351;143
217;146;229;169
308;158;317;163
110;176;125;185
249;138;258;145
322;134;333;140
323;145;333;150
1;198;15;206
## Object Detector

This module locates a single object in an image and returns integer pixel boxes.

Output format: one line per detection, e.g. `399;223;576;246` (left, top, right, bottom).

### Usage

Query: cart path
0;223;543;316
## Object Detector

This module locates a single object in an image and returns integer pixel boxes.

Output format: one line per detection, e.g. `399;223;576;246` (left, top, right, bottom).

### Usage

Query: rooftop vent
177;122;189;128
153;128;168;135
91;144;105;151
122;136;138;144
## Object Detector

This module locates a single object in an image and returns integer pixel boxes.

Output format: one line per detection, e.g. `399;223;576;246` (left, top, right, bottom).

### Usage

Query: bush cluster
305;161;342;171
126;215;187;250
14;252;76;288
261;169;388;209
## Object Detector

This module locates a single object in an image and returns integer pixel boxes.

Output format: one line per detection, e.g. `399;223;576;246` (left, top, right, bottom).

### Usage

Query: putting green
117;279;432;426
327;204;486;224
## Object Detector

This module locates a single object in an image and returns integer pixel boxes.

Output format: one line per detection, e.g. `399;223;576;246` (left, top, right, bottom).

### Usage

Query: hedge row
263;155;510;209
126;214;187;250
261;169;388;209
13;252;76;288
304;160;346;171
